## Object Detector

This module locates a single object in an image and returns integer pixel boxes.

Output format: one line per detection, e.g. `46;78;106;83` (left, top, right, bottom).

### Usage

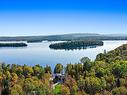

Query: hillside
96;43;127;62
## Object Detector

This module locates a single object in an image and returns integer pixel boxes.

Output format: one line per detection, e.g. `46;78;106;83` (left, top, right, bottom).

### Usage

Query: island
0;43;27;47
49;40;103;50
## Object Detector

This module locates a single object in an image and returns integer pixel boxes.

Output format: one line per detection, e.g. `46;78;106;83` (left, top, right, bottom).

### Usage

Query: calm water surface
0;41;127;68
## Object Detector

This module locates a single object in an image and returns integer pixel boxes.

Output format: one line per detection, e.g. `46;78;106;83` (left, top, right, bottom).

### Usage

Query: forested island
0;44;127;95
0;43;27;47
49;40;103;50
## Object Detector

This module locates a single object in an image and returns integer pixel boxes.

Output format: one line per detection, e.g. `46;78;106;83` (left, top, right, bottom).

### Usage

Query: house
53;73;65;84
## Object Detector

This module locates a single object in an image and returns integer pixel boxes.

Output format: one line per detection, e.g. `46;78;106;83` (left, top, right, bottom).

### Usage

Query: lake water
0;41;127;68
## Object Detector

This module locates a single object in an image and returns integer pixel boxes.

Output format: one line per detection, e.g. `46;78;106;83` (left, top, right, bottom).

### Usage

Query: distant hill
0;33;127;41
104;34;127;37
96;43;127;62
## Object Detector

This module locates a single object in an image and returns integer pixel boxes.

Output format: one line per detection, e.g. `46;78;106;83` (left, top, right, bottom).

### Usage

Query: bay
0;41;127;69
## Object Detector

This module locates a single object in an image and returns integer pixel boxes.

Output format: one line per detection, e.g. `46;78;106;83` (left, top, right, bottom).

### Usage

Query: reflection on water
0;41;126;69
49;45;98;50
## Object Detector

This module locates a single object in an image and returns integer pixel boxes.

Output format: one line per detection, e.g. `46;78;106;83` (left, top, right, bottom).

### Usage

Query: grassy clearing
54;84;61;94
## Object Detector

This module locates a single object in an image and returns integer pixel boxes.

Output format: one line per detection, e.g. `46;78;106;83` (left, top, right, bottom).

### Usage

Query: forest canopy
96;44;127;62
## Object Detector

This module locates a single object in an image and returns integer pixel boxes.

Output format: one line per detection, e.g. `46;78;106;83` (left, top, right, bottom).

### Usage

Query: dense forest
49;40;103;50
0;44;127;95
96;44;127;62
0;43;27;47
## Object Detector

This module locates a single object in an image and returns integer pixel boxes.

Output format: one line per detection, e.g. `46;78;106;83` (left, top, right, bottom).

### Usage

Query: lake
0;41;127;68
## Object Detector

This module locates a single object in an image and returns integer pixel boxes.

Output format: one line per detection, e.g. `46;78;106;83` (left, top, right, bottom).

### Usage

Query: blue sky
0;0;127;36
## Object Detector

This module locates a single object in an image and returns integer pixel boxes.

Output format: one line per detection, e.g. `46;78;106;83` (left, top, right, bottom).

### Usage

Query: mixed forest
0;44;127;95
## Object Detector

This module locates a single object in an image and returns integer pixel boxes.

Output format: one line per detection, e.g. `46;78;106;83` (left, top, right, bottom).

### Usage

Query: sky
0;0;127;36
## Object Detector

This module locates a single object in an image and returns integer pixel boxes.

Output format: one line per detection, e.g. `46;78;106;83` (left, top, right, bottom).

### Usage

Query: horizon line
0;33;127;37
